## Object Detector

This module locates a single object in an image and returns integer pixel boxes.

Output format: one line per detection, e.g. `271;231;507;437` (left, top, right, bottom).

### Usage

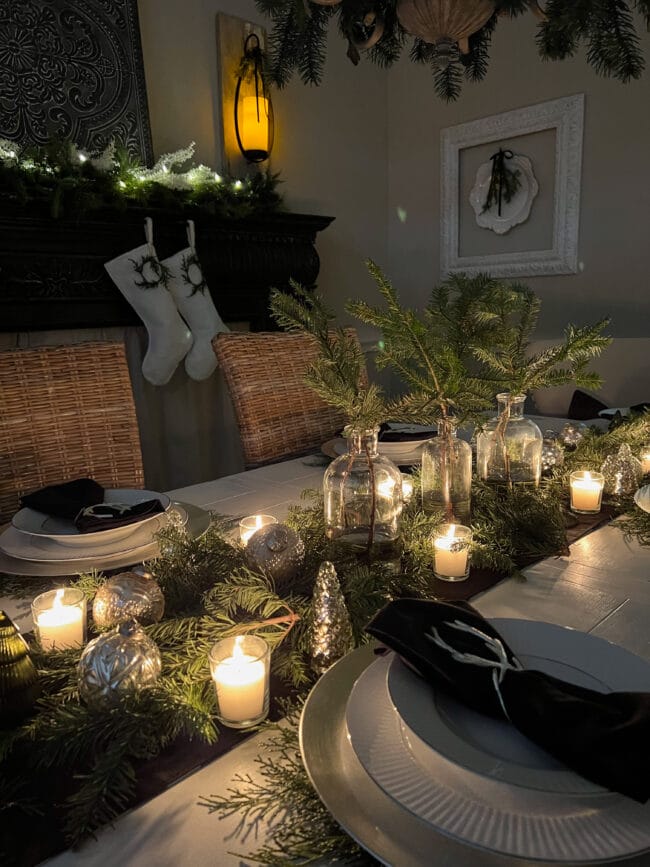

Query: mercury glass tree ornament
421;419;472;522
310;561;353;675
476;393;542;487
0;610;40;726
92;571;165;629
600;443;643;497
323;426;403;557
245;523;305;591
77;620;162;710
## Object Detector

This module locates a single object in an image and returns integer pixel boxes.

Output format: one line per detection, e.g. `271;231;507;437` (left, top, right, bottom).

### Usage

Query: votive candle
570;470;604;514
239;514;277;545
209;635;270;729
433;523;472;582
31;588;86;651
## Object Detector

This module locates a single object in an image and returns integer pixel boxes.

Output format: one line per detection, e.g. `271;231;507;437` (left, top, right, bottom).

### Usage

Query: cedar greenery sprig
256;0;648;102
270;280;388;431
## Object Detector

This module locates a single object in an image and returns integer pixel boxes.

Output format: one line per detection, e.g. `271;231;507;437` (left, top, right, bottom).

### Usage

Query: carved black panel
0;0;153;163
0;211;334;332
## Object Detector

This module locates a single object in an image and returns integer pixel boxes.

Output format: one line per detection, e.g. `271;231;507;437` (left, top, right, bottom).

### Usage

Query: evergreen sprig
270;280;388;430
255;0;648;100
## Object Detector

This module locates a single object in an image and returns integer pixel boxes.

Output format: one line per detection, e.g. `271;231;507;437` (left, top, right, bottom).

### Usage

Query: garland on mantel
1;416;649;861
0;139;283;221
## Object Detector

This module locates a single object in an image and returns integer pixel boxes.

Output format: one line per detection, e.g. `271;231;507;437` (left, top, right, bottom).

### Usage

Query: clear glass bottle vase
421;420;472;522
477;393;542;487
323;426;403;556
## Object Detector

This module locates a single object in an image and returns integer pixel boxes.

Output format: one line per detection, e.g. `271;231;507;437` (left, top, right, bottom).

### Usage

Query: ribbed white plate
346;621;650;863
11;489;171;547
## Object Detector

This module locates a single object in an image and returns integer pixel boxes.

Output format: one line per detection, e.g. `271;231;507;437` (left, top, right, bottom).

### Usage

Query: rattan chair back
214;331;360;468
0;342;144;524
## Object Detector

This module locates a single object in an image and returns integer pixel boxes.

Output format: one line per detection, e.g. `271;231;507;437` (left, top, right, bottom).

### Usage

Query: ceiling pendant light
398;0;495;62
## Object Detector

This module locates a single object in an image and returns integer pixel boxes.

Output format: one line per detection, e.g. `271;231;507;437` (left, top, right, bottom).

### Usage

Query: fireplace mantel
0;210;333;332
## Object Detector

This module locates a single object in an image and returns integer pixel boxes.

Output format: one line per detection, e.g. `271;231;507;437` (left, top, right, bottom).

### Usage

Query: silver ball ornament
600;443;643;496
92;571;164;629
246;523;305;590
541;431;564;475
560;421;587;449
77;620;161;710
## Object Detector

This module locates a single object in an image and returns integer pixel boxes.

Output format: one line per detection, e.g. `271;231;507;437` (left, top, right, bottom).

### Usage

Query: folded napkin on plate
20;478;104;520
378;423;437;443
74;499;164;533
367;598;650;802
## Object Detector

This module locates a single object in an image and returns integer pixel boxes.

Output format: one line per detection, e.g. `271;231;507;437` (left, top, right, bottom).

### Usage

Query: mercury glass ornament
0;610;40;726
476;394;542;486
323;426;402;557
560;421;587;449
310;562;353;675
77;620;162;710
246;523;305;591
92;571;165;629
600;443;643;497
541;431;564;475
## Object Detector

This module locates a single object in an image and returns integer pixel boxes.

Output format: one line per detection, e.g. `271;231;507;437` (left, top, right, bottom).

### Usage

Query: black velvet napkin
74;499;165;533
367;598;650;802
20;478;104;521
378;423;437;443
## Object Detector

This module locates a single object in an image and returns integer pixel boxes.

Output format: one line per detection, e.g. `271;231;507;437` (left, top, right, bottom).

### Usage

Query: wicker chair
213;331;358;468
0;342;144;524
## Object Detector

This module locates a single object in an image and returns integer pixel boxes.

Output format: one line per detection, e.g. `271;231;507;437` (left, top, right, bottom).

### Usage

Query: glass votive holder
569;470;604;515
433;523;472;582
31;587;86;652
640;445;650;475
401;473;414;504
239;514;277;545
209;634;270;729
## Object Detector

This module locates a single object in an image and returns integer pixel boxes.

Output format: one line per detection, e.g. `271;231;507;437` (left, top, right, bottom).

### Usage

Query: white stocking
104;218;192;386
161;220;229;381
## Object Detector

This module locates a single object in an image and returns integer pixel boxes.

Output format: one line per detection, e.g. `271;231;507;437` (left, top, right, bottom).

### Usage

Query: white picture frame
440;94;584;278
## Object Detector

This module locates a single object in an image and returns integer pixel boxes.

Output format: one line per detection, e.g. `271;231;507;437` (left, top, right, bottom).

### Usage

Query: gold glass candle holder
433;523;472;582
31;588;86;652
570;470;604;514
209;634;270;729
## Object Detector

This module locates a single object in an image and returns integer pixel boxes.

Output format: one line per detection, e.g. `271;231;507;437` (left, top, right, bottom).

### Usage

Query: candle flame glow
53;588;65;609
233;636;245;661
584;471;592;482
446;524;456;541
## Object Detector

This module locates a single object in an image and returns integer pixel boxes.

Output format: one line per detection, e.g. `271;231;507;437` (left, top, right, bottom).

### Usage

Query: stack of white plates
301;620;650;866
0;489;207;577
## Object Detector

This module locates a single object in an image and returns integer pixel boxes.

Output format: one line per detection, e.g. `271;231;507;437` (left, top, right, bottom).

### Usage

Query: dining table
3;424;650;867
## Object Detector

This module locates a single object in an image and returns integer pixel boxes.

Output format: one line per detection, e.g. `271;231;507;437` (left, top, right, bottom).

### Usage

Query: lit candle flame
53;588;65;609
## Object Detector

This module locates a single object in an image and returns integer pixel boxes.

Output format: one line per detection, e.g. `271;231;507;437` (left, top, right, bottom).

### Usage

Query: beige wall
386;13;650;341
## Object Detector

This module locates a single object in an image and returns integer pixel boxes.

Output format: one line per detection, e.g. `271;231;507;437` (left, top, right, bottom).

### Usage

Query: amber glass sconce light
234;33;274;164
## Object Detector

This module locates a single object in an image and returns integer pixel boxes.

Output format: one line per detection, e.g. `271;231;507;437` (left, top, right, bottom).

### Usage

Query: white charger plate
0;502;209;577
11;489;171;548
345;621;650;863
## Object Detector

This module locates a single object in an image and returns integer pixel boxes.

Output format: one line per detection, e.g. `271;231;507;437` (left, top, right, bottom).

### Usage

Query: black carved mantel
0;211;334;332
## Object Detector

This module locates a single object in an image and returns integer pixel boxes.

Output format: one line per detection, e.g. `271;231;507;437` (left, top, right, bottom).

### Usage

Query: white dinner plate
344;622;650;863
0;502;209;577
11;489;171;547
329;438;427;465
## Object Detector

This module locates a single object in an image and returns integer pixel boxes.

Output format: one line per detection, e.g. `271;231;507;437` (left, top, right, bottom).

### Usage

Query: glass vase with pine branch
477;393;542;487
421;419;472;521
324;426;403;557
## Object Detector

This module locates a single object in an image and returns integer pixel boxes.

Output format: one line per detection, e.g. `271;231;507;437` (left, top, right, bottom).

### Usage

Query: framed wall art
0;0;153;163
440;94;584;278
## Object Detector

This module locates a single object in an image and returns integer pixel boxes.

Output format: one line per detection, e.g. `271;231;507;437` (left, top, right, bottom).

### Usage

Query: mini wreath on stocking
131;254;171;290
181;251;208;296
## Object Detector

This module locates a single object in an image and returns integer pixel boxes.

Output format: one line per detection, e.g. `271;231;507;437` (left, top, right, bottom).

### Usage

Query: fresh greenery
2;413;650;859
0;138;282;221
270;281;387;431
255;1;649;101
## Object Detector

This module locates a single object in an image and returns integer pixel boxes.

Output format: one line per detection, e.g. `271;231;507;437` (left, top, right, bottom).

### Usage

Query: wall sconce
234;33;274;164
